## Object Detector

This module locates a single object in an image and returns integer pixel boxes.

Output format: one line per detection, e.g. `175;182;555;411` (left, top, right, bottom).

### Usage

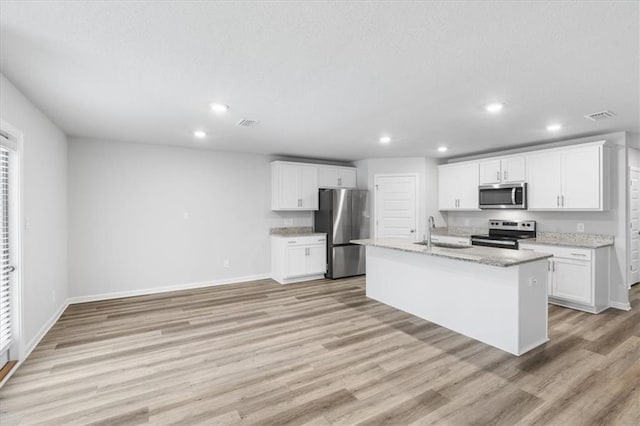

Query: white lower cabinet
519;243;611;313
551;257;593;305
271;234;327;284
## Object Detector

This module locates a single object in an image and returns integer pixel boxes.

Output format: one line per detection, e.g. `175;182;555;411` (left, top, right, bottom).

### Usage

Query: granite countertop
351;238;552;267
431;227;487;238
519;232;614;249
270;226;326;238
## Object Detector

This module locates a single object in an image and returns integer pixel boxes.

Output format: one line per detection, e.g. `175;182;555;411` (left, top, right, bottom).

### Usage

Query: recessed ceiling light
193;130;207;138
437;146;448;153
485;102;504;113
379;136;392;144
210;103;230;113
546;123;562;132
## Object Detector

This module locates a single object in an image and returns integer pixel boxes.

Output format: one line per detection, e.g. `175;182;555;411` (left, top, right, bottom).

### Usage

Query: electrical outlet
528;277;538;286
223;260;230;268
577;223;585;233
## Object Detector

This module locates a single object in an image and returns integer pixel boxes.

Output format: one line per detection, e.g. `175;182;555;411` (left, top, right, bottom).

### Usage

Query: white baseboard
609;301;631;311
67;273;271;305
0;299;69;388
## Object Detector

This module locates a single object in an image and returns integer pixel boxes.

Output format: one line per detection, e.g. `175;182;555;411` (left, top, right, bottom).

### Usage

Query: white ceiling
1;1;638;161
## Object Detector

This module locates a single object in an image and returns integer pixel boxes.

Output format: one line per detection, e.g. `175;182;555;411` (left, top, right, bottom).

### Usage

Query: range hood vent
236;119;259;127
584;110;615;121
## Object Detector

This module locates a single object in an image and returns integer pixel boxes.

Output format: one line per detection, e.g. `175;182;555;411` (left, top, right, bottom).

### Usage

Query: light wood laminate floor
1;278;639;425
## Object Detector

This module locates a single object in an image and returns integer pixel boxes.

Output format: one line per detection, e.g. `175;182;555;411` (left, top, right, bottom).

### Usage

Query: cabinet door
502;157;526;183
286;246;308;278
300;165;319;209
438;166;458;210
562;146;601;209
552;258;593;305
318;167;339;188
306;245;326;275
279;164;302;209
479;160;502;184
338;169;357;188
457;163;480;209
527;151;563;209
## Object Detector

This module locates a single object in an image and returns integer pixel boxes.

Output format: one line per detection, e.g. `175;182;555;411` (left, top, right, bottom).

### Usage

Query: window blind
0;147;11;355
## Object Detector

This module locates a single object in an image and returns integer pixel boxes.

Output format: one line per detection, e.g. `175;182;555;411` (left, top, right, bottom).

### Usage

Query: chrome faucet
426;216;435;249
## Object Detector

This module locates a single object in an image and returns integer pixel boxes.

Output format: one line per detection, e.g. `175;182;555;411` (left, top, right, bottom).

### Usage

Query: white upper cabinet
479;159;502;184
438;162;480;210
271;162;319;210
527;150;563;209
527;142;605;211
502;157;526;183
318;166;357;188
479;157;525;184
562;145;601;209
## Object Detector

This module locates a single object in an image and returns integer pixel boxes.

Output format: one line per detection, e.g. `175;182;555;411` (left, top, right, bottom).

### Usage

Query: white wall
446;132;630;308
0;73;68;353
355;157;444;240
68;138;311;299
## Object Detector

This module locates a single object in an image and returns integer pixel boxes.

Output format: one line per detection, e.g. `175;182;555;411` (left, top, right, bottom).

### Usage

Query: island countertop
352;238;552;267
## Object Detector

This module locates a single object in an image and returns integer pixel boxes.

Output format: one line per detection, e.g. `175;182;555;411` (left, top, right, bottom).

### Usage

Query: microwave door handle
511;187;516;205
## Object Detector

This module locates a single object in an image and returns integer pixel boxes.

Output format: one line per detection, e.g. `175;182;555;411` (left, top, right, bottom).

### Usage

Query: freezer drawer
329;244;366;279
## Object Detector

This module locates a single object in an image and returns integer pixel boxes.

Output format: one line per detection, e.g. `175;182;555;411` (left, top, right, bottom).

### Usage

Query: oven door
471;237;519;250
478;183;526;209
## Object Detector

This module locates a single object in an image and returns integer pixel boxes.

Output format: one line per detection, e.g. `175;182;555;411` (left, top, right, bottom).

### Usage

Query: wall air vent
584;110;615;121
236;119;259;127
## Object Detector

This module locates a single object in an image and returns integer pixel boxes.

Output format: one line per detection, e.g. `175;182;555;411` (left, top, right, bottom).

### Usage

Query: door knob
410;229;415;233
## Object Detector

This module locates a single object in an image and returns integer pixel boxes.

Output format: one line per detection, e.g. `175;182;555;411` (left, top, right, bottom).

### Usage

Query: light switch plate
577;223;585;233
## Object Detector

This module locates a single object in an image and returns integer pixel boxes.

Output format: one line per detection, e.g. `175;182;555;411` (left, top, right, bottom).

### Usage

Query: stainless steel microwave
478;183;527;209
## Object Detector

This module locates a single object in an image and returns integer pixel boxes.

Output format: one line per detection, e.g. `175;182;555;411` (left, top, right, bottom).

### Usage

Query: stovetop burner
470;219;536;250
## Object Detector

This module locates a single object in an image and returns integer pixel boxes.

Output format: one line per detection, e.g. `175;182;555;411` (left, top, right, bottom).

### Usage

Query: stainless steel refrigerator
314;189;369;279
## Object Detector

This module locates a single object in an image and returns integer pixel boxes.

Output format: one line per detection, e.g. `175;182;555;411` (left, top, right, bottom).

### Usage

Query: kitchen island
352;238;553;355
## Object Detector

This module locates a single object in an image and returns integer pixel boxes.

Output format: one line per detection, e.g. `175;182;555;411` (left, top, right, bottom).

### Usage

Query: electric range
471;219;536;250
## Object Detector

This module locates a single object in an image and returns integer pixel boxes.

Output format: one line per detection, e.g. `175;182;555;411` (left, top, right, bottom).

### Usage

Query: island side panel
365;246;544;355
516;259;549;354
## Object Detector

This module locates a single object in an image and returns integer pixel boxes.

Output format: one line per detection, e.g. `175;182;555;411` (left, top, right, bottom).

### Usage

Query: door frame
629;165;640;287
373;173;419;239
0;119;25;377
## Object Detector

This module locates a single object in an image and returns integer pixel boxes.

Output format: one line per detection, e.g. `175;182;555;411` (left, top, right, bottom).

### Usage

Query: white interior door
630;167;640;285
374;174;418;240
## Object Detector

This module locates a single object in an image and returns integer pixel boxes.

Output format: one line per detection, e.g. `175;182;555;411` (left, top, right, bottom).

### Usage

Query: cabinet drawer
284;237;326;247
519;244;592;261
431;235;471;246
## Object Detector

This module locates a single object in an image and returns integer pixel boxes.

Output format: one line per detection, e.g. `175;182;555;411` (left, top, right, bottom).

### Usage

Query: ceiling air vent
236;119;259;127
584;110;615;121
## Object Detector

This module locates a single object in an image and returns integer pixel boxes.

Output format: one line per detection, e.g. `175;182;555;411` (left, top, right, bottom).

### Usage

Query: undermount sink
414;241;471;249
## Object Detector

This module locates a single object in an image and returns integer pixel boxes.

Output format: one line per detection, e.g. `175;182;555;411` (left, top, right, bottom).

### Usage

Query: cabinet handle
570;252;587;257
552;261;556;272
561;195;565;207
557;195;560;207
548;261;551;271
297;198;302;207
337;178;342;186
288;241;297;244
496;171;500;181
504;170;508;180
